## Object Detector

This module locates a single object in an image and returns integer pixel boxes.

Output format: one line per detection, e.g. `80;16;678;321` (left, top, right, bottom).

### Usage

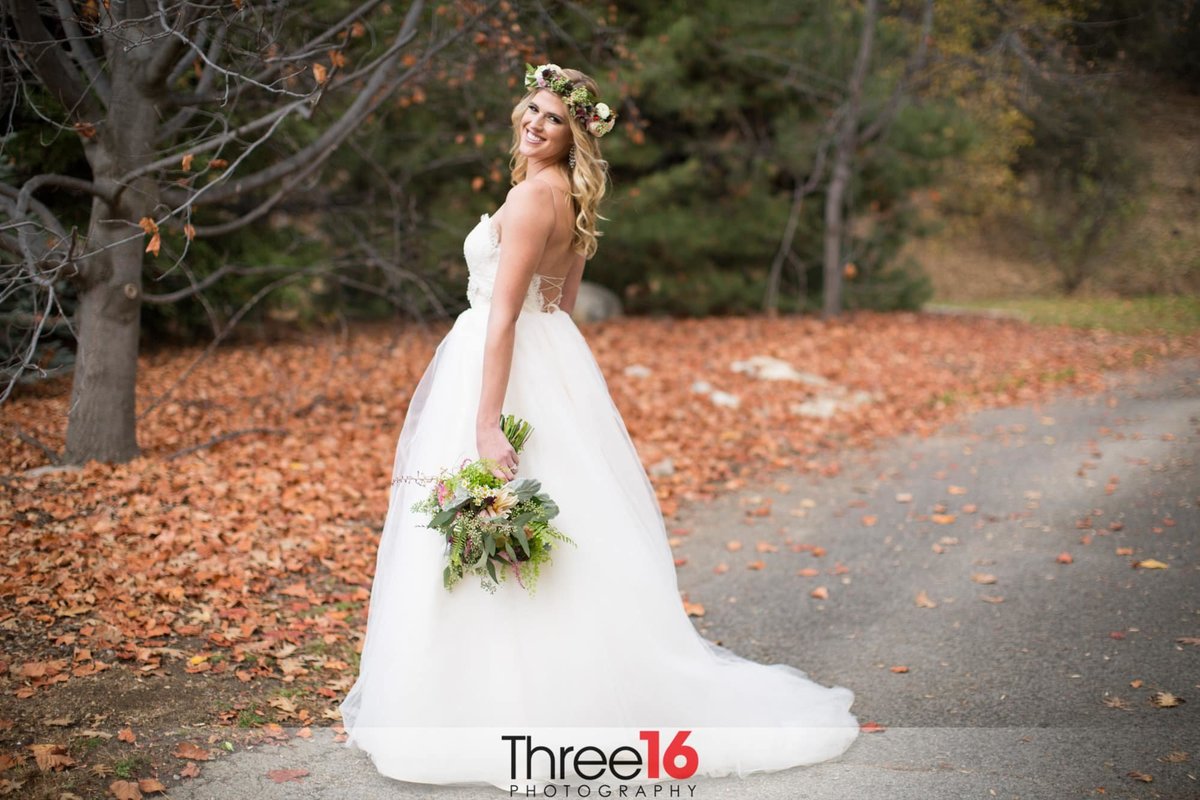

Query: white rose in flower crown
534;64;562;88
595;102;611;120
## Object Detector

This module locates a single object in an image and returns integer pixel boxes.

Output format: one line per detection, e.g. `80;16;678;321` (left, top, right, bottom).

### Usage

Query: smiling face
518;89;574;163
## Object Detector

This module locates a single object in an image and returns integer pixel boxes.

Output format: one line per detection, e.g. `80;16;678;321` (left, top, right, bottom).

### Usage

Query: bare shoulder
505;179;554;212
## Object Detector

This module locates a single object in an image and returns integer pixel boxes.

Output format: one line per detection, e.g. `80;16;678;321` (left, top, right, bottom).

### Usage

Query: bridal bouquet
410;414;576;596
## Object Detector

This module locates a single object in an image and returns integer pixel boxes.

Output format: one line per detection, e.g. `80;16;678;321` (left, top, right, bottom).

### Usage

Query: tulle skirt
338;305;860;792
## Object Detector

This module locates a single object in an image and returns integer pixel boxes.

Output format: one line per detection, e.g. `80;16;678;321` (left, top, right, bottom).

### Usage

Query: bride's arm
475;181;554;472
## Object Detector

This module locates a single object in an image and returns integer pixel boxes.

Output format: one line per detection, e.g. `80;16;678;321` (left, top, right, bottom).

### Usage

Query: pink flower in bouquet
436;480;450;505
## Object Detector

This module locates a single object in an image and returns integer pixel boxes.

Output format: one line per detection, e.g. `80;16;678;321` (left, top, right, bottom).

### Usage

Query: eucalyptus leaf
537;496;560;518
512;521;530;554
509;478;541;501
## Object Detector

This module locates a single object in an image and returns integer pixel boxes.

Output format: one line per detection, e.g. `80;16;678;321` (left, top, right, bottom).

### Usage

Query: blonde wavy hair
508;67;612;260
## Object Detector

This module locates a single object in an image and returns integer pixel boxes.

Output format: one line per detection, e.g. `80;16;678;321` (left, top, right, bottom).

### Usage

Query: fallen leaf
1056;552;1073;564
970;573;997;584
979;594;1005;604
915;590;937;608
725;540;742;552
1126;771;1153;782
1150;691;1183;708
172;742;211;761
29;743;74;772
712;563;729;575
268;768;310;783
810;586;829;600
746;560;766;570
109;779;142;799
889;665;908;673
1103;696;1132;711
118;727;136;744
860;721;886;733
796;567;820;577
1133;559;1168;570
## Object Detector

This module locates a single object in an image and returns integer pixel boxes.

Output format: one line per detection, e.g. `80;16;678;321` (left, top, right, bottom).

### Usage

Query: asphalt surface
169;355;1200;800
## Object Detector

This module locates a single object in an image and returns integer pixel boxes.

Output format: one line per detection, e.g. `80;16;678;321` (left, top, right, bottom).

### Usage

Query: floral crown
524;63;618;138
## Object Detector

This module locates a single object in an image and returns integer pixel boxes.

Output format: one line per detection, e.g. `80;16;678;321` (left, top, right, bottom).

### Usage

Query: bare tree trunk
823;0;878;319
822;138;851;318
5;0;443;464
63;11;163;463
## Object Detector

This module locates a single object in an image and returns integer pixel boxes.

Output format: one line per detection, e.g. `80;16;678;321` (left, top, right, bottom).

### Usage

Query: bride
338;63;860;793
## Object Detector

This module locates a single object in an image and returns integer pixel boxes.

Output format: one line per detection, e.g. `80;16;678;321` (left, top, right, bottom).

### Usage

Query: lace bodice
464;213;566;314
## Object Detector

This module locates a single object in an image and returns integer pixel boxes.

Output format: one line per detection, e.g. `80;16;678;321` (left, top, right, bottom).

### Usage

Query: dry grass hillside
905;78;1200;302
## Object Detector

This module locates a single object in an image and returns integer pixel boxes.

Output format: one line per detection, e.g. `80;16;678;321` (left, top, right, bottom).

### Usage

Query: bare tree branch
159;0;428;208
764;110;841;314
142;259;240;303
0;182;69;237
4;422;63;465
164;427;287;461
859;0;934;144
145;1;203;88
53;0;112;106
8;0;105;122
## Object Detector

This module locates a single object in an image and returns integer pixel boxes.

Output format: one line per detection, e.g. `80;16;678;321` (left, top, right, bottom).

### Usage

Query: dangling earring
568;144;576;170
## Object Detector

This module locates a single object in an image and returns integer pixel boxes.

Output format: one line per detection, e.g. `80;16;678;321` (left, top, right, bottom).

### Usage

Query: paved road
170;355;1199;800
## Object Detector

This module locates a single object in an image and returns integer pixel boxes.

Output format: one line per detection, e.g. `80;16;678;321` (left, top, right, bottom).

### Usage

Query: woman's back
493;175;579;311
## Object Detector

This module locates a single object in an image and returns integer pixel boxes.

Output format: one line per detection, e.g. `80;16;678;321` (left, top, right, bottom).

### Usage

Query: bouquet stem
499;413;533;453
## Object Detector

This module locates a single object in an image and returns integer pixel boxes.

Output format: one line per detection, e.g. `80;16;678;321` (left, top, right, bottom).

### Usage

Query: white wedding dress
338;211;860;792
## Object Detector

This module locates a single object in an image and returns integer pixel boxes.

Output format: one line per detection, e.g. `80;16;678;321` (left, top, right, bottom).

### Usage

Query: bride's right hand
476;425;519;482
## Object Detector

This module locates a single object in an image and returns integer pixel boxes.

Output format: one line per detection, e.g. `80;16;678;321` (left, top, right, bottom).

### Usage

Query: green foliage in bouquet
410;414;575;595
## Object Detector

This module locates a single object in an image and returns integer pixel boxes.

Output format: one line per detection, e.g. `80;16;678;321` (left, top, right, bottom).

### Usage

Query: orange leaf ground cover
2;311;1195;697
